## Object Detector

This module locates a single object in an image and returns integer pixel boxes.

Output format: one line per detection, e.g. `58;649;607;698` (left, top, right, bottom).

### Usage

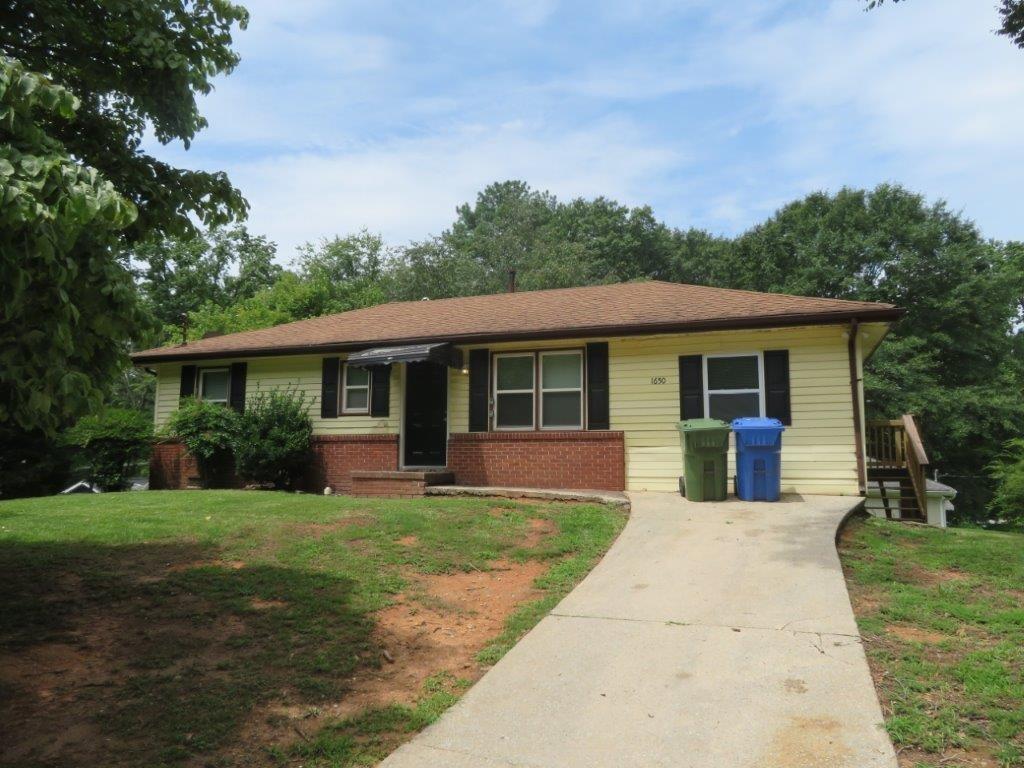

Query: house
131;280;905;499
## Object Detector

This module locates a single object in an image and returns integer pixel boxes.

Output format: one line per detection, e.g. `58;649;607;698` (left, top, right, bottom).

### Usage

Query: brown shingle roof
131;280;902;363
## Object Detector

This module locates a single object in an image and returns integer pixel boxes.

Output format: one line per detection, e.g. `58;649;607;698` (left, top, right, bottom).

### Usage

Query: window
342;364;370;414
494;353;535;429
540;351;583;429
705;353;764;421
198;368;229;404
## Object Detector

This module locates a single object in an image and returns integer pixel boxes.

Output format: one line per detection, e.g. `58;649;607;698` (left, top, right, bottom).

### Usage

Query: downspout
847;319;866;494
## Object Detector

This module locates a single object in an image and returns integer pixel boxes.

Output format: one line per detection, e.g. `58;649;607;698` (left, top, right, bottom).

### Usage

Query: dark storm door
403;361;448;466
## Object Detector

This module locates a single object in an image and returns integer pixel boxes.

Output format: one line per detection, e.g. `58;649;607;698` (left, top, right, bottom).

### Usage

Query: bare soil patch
0;524;554;768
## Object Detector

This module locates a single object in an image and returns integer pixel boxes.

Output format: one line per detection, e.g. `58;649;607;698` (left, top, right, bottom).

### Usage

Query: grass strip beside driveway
840;516;1024;768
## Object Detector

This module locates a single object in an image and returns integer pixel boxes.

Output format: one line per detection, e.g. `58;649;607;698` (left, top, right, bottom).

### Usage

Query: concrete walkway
382;492;896;768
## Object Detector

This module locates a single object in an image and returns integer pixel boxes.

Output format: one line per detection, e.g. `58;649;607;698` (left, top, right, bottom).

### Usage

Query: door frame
399;362;449;468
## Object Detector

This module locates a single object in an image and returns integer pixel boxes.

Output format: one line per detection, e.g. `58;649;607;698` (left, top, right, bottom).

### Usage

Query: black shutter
678;355;704;420
468;349;489;432
321;357;339;418
229;362;247;413
764;349;792;425
586;342;610;430
370;365;391;417
179;365;197;399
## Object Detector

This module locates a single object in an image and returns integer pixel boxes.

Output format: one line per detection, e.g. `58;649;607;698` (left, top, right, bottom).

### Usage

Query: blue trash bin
731;417;785;501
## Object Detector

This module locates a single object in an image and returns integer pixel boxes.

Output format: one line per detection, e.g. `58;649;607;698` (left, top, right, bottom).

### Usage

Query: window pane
496;356;533;390
346;366;370;386
543;391;582;427
707;356;759;390
542;353;581;390
346;388;368;411
709;392;760;421
201;370;229;401
496;392;533;427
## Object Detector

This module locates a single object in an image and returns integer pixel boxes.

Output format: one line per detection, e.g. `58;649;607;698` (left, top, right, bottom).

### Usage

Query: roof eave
130;306;905;364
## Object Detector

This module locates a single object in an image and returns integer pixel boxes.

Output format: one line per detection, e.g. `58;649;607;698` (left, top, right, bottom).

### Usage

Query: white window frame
703;352;765;420
341;364;370;415
539;350;584;430
493;352;536;431
198;367;230;404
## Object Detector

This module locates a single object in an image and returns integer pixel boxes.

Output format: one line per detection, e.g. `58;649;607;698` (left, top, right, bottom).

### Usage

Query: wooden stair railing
865;415;929;520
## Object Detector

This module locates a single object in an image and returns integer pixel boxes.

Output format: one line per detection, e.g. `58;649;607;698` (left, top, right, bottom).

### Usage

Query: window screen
540;352;583;428
199;369;229;404
494;354;535;428
706;355;762;421
343;365;370;413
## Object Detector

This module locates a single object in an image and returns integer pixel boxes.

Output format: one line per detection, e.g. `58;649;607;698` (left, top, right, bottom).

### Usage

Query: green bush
234;391;312;489
164;399;240;488
64;409;153;491
988;439;1024;523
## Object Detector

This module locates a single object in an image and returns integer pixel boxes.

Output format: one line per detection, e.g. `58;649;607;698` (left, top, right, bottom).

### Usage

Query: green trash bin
677;419;730;501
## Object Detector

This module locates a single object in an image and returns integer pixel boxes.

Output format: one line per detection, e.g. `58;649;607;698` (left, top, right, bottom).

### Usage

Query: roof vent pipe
507;268;517;293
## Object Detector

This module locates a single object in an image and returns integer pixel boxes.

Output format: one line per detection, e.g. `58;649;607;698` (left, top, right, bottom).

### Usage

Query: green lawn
840;516;1024;768
0;490;625;768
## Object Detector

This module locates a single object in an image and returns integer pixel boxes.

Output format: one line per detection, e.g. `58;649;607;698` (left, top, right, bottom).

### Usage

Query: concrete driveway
382;492;896;768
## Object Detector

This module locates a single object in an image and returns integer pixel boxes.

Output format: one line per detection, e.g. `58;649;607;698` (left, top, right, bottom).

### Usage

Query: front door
403;361;448;466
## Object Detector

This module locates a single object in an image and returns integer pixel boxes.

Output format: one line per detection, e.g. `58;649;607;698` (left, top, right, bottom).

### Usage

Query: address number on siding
650;376;667;385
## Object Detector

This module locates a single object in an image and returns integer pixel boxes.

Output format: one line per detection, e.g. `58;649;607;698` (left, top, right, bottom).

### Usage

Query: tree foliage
865;0;1024;51
0;0;250;240
0;56;150;433
988;439;1024;524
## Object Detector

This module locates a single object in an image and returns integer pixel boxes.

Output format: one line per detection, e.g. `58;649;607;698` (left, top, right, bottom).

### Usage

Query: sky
148;0;1024;261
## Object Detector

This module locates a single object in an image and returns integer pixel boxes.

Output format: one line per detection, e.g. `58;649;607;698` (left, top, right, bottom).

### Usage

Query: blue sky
149;0;1024;260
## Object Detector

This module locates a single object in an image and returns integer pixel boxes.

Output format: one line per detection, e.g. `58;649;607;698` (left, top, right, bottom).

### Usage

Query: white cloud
224;119;682;260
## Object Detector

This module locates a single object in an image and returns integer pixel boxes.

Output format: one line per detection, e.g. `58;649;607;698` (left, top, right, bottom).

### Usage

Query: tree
0;0;250;240
388;181;681;300
0;57;151;435
866;0;1024;50
136;225;280;330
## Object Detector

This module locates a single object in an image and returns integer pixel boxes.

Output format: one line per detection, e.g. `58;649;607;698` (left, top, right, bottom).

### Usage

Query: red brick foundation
446;431;625;491
148;435;399;493
305;435;399;493
149;440;200;489
150;431;624;494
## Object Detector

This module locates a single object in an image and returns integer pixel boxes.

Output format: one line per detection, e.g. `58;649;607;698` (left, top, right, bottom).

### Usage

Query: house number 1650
650;376;667;385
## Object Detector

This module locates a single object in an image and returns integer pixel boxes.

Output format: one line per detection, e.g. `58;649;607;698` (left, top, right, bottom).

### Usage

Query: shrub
988;438;1024;524
165;399;241;488
234;391;312;489
64;409;153;491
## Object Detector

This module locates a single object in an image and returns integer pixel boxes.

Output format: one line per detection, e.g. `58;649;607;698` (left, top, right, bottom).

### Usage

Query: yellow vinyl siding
152;355;400;434
606;326;858;494
449;325;860;495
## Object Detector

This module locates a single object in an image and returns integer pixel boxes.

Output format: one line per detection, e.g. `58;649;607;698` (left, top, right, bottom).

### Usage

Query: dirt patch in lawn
885;624;948;645
0;525;555;768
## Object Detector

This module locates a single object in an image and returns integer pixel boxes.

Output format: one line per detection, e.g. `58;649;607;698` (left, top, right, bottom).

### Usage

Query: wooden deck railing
865;415;929;519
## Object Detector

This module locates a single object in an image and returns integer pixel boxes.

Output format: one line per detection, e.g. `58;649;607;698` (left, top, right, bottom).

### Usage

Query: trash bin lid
678;418;730;431
730;417;783;430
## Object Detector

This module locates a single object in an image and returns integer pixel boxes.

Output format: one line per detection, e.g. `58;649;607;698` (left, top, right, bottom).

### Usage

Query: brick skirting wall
446;431;626;491
150;440;200;490
305;435;399;493
149;435;399;493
